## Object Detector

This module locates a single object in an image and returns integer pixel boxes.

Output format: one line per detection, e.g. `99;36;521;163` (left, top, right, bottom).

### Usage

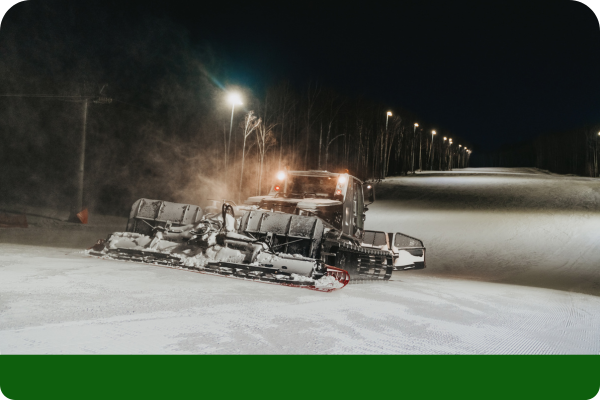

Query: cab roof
287;170;363;184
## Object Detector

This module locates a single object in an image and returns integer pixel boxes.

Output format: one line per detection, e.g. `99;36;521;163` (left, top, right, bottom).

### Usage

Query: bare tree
239;112;261;201
255;120;277;195
325;134;345;170
303;81;321;169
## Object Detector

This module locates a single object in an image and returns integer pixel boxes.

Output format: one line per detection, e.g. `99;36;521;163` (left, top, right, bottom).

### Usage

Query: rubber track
88;249;348;293
336;242;394;282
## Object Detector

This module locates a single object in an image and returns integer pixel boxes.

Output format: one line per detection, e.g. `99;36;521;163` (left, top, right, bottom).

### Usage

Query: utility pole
75;99;88;217
70;95;112;221
0;92;112;221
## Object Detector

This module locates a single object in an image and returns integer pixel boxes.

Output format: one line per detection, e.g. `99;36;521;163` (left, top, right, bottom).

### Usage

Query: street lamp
226;92;243;171
448;139;453;170
597;133;600;177
411;123;419;173
441;137;447;170
386;111;392;130
429;130;436;170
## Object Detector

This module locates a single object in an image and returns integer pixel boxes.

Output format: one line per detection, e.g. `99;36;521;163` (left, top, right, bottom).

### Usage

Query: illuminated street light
411;123;419;173
448;139;453;170
386;111;392;130
429;130;437;170
226;92;243;171
227;92;243;106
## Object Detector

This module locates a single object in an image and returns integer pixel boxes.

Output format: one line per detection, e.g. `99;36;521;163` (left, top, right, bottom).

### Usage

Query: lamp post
386;111;392;131
596;132;600;177
429;130;436;170
418;126;423;171
449;139;453;170
458;145;462;169
412;123;419;173
441;136;447;170
226;92;243;172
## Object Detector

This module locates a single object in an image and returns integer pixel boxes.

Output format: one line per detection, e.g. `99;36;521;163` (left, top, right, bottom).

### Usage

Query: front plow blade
126;198;203;235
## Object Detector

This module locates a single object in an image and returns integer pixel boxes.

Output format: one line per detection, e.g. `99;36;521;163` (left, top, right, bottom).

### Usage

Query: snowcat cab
245;170;427;274
244;170;368;240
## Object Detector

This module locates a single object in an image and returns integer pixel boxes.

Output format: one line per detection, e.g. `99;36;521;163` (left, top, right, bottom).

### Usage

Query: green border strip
1;355;599;399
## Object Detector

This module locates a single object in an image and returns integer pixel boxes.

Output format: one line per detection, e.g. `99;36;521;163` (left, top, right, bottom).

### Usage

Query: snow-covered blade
126;198;203;236
87;240;348;292
392;232;426;270
86;200;350;292
362;230;426;271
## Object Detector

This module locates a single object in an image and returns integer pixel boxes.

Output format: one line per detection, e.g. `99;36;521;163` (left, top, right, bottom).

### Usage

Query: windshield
280;175;338;198
363;231;387;246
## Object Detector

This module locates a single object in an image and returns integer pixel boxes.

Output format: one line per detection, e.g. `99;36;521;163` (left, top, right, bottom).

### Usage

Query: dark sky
3;0;600;151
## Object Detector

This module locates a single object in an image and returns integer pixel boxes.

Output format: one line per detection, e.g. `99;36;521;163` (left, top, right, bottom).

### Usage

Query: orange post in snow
76;209;88;224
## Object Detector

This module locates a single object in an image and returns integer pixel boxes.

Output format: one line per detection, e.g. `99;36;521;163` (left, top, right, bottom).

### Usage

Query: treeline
0;79;475;215
474;127;600;177
217;82;473;199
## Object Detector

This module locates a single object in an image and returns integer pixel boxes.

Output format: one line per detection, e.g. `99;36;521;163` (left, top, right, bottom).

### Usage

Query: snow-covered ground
1;167;599;354
371;167;600;295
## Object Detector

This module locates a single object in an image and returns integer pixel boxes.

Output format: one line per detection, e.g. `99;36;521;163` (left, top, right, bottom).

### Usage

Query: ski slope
370;167;600;295
1;168;599;354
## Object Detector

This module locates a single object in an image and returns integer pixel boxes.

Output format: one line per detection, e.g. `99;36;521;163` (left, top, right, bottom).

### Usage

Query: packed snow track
1;168;599;354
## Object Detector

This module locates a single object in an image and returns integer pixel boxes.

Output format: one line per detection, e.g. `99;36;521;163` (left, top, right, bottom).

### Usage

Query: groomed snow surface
1;167;599;354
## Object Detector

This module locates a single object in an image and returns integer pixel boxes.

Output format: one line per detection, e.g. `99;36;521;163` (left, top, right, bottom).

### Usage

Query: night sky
2;0;599;151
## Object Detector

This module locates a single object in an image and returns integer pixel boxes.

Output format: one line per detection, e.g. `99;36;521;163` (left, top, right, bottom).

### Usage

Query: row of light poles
227;101;476;175
385;111;472;172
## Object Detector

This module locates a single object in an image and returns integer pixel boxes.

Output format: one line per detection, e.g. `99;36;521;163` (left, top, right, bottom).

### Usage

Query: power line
0;94;112;103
